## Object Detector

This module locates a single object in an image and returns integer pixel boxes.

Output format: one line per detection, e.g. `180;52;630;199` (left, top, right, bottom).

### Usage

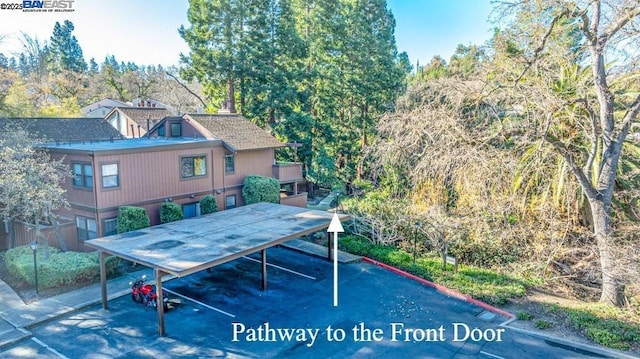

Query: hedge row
5;245;121;289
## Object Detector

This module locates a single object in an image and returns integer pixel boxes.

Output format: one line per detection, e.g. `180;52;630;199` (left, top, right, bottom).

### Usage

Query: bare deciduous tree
492;0;640;306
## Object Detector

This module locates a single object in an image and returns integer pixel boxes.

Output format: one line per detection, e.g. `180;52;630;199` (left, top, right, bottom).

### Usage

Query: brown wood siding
223;149;275;187
43;143;279;245
52;152;97;208
94;147;215;208
177;119;203;139
280;193;308;208
12;220;79;251
273;163;303;183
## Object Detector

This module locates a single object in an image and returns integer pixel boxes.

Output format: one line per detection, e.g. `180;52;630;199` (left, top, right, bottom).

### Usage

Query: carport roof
85;202;348;277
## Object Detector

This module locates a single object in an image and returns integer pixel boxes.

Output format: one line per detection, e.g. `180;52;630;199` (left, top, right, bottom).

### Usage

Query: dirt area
500;289;640;357
501;290;598;343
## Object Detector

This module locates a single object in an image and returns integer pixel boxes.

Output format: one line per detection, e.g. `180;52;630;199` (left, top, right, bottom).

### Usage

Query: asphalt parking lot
1;246;619;358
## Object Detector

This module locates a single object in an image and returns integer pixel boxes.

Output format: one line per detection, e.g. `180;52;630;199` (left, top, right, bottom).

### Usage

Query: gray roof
43;137;220;154
0;117;123;142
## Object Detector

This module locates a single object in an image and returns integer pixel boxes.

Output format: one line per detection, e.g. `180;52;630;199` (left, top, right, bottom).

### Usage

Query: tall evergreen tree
179;0;244;112
88;58;99;75
48;20;87;73
178;0;408;187
242;0;307;125
0;53;8;69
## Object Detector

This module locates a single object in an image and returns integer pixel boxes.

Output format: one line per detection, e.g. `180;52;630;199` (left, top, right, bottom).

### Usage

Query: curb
503;324;639;359
361;256;514;319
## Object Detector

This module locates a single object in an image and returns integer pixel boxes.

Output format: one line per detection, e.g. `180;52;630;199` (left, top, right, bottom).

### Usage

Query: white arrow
328;212;344;307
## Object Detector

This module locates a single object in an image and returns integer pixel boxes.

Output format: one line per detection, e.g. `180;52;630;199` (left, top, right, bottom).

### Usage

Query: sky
0;0;494;69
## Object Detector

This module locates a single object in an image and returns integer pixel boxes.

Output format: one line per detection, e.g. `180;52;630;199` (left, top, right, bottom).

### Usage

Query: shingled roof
0;117;123;143
109;107;174;128
185;113;284;151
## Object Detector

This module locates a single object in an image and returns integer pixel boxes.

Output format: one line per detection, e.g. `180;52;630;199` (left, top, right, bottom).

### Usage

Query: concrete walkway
0;267;154;348
307;191;338;211
282;239;361;264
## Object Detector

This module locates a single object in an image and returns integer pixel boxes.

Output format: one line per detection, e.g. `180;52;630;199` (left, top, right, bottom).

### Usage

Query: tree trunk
50;214;68;252
590;198;625;306
227;78;236;113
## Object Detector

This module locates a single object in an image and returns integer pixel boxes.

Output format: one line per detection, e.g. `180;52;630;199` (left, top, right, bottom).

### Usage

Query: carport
85;202;348;336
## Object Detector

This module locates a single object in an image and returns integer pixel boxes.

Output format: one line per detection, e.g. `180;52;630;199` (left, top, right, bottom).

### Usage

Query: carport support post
155;269;166;336
261;249;267;290
99;251;108;310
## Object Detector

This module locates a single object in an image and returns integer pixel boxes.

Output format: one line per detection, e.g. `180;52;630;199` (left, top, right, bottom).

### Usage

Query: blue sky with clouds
0;0;493;69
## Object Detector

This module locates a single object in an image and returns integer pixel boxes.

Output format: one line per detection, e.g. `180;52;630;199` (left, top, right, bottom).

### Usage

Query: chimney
217;100;230;114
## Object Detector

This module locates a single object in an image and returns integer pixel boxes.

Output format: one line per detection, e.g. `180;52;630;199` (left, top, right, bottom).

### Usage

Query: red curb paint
362;257;515;319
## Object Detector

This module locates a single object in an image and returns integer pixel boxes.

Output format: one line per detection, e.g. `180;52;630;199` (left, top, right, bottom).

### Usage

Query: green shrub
560;304;640;350
449;238;521;267
517;312;534;320
534;320;553;329
160;202;184;224
242;175;280;204
116;206;150;233
5;245;120;289
200;194;218;214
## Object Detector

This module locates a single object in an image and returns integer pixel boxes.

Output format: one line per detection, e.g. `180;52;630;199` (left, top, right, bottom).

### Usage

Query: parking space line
32;337;70;359
163;288;236;318
480;351;505;359
241;256;316;280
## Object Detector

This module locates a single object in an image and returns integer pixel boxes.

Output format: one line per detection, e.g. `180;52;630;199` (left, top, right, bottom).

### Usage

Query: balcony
273;162;303;183
280;192;308;208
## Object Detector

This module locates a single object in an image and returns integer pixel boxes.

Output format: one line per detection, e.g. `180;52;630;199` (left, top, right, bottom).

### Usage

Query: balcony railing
280;192;308;208
273;162;303;183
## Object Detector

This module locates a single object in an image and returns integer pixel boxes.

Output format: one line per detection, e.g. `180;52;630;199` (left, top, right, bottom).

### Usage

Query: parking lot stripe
241;256;316;280
32;337;70;359
163;288;236;318
480;351;505;359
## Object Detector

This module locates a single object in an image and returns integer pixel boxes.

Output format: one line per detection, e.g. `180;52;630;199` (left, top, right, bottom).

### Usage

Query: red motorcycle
130;275;172;310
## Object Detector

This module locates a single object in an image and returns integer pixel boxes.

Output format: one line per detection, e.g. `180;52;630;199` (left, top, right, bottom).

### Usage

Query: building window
103;218;118;236
72;162;93;189
101;163;119;188
181;155;207;178
182;202;200;218
225;154;235;174
225;195;236;209
77;216;97;241
170;123;182;137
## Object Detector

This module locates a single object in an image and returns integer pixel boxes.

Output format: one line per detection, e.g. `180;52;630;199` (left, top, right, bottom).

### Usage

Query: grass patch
339;235;529;305
545;302;640;350
517;311;534;320
534;320;553;329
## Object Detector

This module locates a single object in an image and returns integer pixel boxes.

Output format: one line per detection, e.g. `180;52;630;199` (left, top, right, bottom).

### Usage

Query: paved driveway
0;247;615;358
